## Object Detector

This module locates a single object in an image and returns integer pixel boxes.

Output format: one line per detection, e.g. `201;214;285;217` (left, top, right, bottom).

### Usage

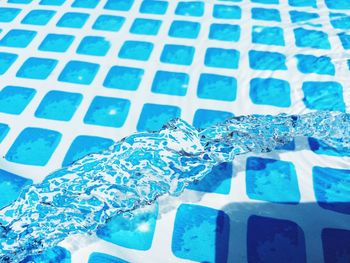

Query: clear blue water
1;111;349;262
0;0;350;262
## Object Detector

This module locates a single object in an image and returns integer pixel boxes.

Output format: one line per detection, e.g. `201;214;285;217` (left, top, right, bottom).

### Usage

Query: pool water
0;0;349;262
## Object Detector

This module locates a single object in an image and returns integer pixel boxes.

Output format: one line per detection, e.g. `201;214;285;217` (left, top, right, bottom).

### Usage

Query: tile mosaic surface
0;0;349;262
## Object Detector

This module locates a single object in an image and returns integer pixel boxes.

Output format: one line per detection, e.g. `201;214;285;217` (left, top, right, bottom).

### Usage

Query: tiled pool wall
0;0;350;262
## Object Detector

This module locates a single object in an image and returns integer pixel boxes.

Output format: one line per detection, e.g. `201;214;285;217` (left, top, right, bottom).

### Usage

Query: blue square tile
289;0;316;7
88;253;127;263
251;7;281;21
330;13;350;29
246;157;300;203
0;8;21;22
339;33;350;49
276;139;296;151
130;18;162;35
104;0;134;11
92;15;125;32
151;70;189;96
197;73;237;101
118;41;154;61
302;81;345;111
5;127;61;166
139;0;168;15
0;169;32;209
308;137;350;157
16;57;58;80
295;54;335;75
137;103;181;132
84;96;130;128
38;34;74;53
294;28;331;49
313;166;350;214
322;228;350;263
168;20;200;39
35;90;82;121
39;0;65;5
97;204;158;250
22;247;70;263
21;10;56;25
62;135;114;166
172;204;230;262
77;36;111;56
252;26;285;46
193;109;234;129
0;52;18;75
187;162;232;194
175;1;204;17
249;50;287;70
71;0;99;8
160;44;195;66
250;78;291;107
209;23;240;42
289;10;319;23
325;0;350;10
0;123;10;143
0;29;37;48
103;65;144;90
248;215;306;263
0;86;36;115
205;48;240;69
58;60;100;85
213;4;241;19
56;12;89;28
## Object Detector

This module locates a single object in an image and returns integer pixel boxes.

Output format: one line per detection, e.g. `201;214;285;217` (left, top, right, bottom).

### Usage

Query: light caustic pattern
0;111;349;262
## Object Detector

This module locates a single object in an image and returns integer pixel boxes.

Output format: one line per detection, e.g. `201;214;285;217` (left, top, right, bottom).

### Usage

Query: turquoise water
0;111;349;262
0;0;350;262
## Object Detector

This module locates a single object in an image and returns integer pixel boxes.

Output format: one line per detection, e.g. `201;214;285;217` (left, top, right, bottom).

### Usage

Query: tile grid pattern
0;0;349;262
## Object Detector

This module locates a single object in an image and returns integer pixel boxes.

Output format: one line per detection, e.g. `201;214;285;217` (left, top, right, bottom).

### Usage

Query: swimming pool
0;0;349;262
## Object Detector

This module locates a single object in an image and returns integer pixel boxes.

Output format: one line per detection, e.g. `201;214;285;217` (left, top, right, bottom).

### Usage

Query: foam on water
0;111;349;262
